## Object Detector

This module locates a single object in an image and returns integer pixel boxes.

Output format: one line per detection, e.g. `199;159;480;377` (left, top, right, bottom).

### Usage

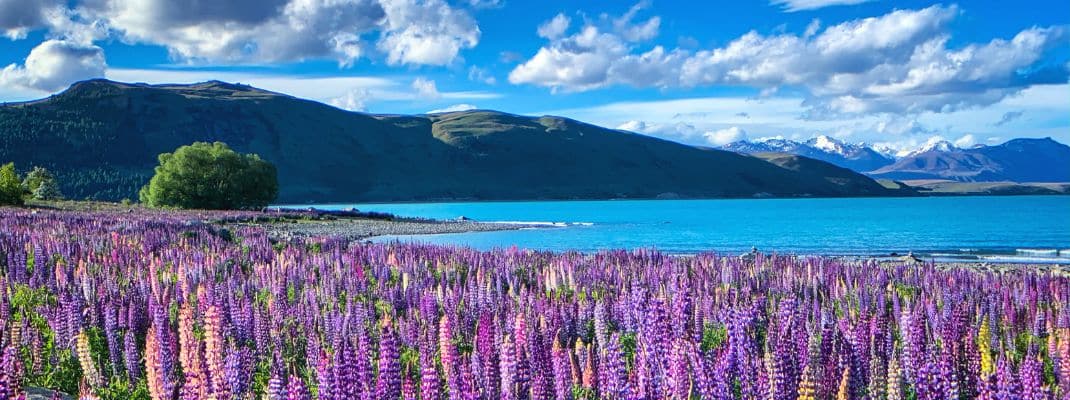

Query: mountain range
723;136;1070;182
0;79;905;203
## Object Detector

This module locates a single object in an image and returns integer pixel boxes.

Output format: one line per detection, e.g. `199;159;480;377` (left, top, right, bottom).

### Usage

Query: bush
139;142;278;210
23;166;64;200
0;162;26;206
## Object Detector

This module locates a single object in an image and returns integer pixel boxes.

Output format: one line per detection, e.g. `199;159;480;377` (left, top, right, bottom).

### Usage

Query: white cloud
537;13;570;40
545;83;1070;153
1;0;54;38
3;0;479;67
376;0;481;66
328;89;371;112
412;77;440;99
427;103;477;113
0;39;106;92
467;65;496;84
953;134;977;148
611;1;660;42
770;0;875;12
511;5;1068;118
704;126;747;145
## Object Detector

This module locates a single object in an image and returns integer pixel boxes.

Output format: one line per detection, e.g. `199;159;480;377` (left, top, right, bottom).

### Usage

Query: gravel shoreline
236;217;543;241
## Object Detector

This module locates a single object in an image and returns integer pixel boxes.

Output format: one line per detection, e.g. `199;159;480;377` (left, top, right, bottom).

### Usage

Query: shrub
0;162;26;205
23;166;64;200
139;142;278;210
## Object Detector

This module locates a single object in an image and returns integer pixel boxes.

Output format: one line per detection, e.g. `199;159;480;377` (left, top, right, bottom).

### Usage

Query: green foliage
10;285;82;394
23;166;63;200
139;142;277;210
620;332;638;369
95;378;152;400
0;162;26;205
700;323;728;353
571;385;598;400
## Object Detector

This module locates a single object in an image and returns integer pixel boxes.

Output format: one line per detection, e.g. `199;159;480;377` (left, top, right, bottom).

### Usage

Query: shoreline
14;203;1068;268
236;216;545;241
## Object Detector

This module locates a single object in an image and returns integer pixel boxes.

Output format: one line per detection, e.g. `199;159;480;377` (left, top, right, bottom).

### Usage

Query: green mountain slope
0;79;900;203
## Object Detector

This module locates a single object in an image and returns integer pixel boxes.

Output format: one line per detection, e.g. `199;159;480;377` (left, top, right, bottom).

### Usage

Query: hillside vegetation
1;79;901;202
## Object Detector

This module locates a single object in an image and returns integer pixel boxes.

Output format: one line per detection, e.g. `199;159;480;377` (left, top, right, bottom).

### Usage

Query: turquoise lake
288;196;1070;262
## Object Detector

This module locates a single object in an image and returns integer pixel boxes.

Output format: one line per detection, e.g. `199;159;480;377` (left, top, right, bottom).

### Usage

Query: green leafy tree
0;162;26;206
139;142;278;210
23;166;63;200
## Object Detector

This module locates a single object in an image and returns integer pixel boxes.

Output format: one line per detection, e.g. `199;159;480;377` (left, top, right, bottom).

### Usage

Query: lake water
285;196;1070;263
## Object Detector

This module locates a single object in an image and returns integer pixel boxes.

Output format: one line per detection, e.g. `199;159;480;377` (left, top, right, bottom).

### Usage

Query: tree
139;142;278;210
0;162;25;206
23;166;63;200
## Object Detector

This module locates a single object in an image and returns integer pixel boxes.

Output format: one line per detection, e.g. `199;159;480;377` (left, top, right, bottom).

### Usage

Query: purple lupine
550;336;573;400
286;375;312;400
0;344;22;400
420;339;441;400
224;346;254;399
377;318;402;399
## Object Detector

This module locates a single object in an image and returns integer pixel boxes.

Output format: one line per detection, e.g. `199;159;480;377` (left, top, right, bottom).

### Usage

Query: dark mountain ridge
1;79;902;202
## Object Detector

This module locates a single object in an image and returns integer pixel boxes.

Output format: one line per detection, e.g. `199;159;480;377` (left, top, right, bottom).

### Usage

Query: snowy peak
723;136;895;173
806;135;849;155
912;140;958;155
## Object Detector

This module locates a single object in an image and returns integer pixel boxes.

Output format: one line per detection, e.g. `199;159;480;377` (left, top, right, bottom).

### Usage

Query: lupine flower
0;209;1066;400
377;318;402;399
286;375;311;400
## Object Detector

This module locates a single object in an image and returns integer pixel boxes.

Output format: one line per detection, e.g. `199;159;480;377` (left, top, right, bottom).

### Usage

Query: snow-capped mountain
906;140;959;156
722;135;896;173
724;135;1069;181
869;137;1070;182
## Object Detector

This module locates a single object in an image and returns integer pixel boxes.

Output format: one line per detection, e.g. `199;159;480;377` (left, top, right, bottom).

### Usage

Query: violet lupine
286;375;311;400
499;335;517;400
224;347;254;399
0;209;1068;399
420;333;441;400
550;336;573;400
0;344;22;400
377;318;402;399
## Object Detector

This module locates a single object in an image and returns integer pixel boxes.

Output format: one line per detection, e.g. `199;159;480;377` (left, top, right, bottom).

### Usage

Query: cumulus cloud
617;119;747;146
953;134;977;148
376;0;481;66
537;13;570;40
770;0;875;12
704;126;747;145
0;39;106;92
511;4;1068;118
467;65;496;84
328;89;371;112
509;2;675;91
427;103;477;113
412;77;440;99
0;0;63;39
2;0;480;67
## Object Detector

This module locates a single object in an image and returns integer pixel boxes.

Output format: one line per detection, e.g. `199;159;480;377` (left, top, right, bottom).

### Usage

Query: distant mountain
869;138;1070;182
723;135;895;172
0;79;902;202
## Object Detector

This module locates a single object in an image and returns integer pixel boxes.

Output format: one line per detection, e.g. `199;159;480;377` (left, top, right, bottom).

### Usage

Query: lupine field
0;208;1065;399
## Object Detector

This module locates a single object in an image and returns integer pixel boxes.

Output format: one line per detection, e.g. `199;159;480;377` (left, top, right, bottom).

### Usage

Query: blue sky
1;0;1067;153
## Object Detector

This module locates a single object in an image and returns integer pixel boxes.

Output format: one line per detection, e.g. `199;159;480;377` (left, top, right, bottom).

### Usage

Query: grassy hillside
899;180;1070;196
1;79;900;203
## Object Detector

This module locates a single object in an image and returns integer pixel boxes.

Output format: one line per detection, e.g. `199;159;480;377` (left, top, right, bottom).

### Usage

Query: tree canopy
23;166;63;200
139;142;278;210
0;163;25;206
